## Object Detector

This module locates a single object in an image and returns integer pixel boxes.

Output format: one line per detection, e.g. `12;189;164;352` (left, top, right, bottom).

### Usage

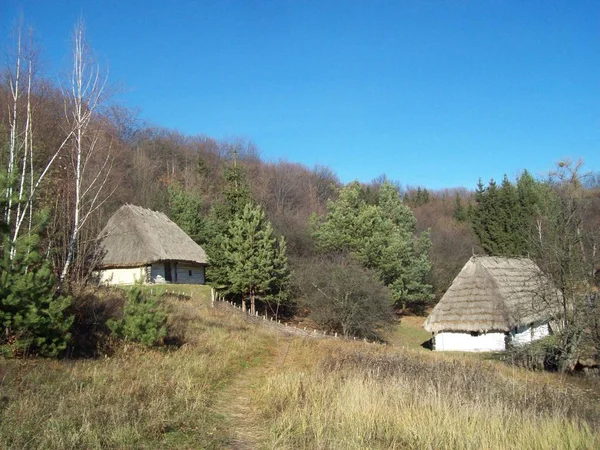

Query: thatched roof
424;256;559;333
96;204;208;268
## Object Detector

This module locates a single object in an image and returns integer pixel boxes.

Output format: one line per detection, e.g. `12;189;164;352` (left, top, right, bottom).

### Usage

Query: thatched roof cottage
424;256;558;352
96;204;208;285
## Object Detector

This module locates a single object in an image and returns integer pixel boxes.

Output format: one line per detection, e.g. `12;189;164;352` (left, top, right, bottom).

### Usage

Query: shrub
507;335;572;372
108;286;166;346
294;254;395;339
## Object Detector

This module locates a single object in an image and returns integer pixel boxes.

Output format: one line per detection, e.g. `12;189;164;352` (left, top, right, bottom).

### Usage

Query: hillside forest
1;22;600;372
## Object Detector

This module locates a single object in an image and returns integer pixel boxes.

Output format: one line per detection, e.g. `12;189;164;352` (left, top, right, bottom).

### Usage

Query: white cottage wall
511;322;550;346
99;267;146;285
434;331;506;352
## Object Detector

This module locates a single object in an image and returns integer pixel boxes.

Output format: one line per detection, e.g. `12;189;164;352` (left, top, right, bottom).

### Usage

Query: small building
95;204;208;285
424;256;558;352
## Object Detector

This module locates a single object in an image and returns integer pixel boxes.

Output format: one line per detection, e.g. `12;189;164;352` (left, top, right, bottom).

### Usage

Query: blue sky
2;1;599;189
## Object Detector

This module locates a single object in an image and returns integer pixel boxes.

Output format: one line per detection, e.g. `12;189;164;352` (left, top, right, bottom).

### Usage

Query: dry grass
0;287;273;449
2;286;599;449
258;339;600;450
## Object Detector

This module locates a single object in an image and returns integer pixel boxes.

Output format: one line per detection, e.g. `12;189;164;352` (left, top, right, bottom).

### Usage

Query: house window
189;270;193;276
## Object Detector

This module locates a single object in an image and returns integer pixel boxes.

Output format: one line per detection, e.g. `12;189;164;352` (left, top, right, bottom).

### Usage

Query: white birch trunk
5;30;22;227
60;21;111;284
11;51;34;258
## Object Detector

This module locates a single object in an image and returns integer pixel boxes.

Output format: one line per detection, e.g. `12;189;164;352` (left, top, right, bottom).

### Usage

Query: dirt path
212;335;292;450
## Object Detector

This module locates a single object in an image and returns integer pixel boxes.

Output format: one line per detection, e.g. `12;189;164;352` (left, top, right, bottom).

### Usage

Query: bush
108;286;167;346
294;254;395;339
506;335;563;371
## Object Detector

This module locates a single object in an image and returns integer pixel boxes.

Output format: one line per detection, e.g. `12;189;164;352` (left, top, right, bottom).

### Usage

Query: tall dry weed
258;342;600;449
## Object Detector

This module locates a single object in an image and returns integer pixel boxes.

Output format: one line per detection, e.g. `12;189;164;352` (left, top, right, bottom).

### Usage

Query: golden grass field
1;285;598;449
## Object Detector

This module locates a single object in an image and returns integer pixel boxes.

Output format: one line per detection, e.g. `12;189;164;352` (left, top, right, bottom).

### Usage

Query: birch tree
2;24;72;258
59;21;113;284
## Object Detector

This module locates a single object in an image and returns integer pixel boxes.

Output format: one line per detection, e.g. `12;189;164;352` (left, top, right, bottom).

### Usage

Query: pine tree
221;202;291;314
0;230;73;357
204;152;253;287
264;236;292;316
312;181;433;309
107;285;166;347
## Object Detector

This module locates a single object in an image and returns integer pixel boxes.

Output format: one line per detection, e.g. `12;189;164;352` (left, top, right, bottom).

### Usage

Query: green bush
108;286;167;346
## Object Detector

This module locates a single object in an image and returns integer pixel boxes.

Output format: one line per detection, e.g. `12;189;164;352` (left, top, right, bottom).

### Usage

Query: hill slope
0;286;598;449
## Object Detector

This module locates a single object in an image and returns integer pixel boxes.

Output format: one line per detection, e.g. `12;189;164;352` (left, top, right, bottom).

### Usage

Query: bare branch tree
532;159;599;370
59;20;113;285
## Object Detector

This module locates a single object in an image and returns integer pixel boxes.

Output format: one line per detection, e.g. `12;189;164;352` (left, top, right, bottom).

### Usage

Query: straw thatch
424;256;559;333
96;204;208;269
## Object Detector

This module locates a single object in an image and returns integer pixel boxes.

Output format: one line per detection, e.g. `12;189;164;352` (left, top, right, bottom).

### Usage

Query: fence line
210;287;383;345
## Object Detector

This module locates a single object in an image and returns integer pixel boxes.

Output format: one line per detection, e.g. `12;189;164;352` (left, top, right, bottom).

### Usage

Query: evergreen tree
471;172;546;257
221;202;291;314
312;181;433;309
378;182;417;231
167;182;204;243
107;285;167;347
1;143;73;357
0;229;73;357
516;169;546;251
405;187;431;206
264;236;292;316
453;193;467;222
204;152;253;287
498;175;520;254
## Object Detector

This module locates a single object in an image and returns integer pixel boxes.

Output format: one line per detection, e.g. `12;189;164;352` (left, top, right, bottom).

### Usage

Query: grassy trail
212;332;297;449
212;346;273;449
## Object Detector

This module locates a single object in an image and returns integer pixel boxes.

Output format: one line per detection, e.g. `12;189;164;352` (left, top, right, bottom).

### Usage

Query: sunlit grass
258;340;600;450
384;314;432;349
0;287;272;449
2;285;599;449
